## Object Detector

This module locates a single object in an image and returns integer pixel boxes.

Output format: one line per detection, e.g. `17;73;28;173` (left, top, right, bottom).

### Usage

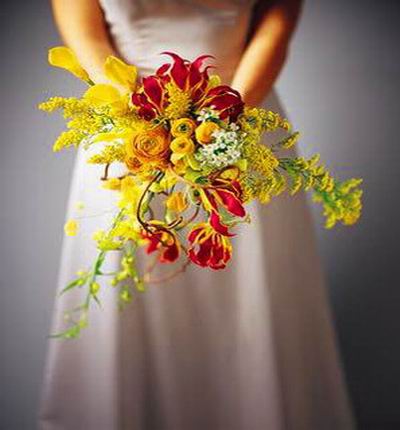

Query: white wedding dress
38;1;355;429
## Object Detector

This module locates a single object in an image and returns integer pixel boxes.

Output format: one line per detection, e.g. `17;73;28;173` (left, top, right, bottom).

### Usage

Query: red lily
197;85;244;122
142;228;180;263
199;176;246;235
187;223;232;270
131;52;244;121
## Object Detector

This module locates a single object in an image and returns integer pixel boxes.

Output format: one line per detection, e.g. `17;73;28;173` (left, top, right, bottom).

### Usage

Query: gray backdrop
1;1;399;429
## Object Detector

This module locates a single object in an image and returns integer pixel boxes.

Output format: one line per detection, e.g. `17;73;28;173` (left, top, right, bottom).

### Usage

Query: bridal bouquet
40;47;362;338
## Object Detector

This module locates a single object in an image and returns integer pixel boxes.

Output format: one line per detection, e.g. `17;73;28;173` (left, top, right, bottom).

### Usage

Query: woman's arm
51;0;116;83
231;0;303;106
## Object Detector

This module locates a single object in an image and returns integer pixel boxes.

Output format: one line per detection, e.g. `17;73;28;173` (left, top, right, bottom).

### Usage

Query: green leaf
59;277;86;296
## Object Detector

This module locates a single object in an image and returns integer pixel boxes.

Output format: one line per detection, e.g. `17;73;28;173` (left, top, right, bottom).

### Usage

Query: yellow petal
187;154;201;171
64;219;78;236
171;152;185;165
84;84;121;106
48;47;90;82
92;131;125;143
235;158;248;171
208;74;221;88
104;56;137;92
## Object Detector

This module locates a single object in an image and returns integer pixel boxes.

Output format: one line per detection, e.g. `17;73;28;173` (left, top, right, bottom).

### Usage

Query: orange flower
195;121;219;145
125;126;171;171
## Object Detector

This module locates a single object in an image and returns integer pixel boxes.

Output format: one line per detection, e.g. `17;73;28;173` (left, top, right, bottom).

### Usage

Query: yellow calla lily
48;47;91;83
83;84;122;106
104;56;137;92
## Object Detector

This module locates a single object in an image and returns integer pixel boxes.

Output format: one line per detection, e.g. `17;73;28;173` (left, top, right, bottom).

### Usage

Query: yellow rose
195;121;219;144
171;118;196;138
166;192;188;213
125;126;171;170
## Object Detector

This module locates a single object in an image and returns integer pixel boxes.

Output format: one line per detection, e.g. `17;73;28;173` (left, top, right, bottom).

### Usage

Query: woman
39;1;355;429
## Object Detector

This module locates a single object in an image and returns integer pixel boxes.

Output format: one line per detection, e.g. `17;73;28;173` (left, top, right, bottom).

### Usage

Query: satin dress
38;1;355;429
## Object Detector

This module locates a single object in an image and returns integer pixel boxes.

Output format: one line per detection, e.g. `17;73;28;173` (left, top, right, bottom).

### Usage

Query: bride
39;1;355;429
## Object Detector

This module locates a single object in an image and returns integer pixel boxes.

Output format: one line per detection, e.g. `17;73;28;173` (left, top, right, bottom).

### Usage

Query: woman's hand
51;0;117;84
231;0;303;106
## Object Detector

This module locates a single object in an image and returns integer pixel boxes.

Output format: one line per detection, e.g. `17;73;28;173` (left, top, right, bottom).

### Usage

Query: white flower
194;127;245;169
196;108;219;123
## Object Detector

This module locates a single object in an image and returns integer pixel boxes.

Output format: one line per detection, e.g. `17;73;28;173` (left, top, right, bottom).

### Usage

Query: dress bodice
99;0;257;82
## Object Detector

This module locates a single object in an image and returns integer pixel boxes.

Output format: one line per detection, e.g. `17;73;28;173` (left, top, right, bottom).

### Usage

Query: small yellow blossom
64;219;78;236
90;282;100;295
118;176;145;210
164;82;191;119
87;144;126;164
102;178;122;191
166;192;188;213
53;129;84;152
74;201;85;210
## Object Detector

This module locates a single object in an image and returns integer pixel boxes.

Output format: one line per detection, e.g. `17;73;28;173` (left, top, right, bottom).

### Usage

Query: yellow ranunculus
170;137;195;155
195;121;219;144
64;219;78;236
166;192;188;213
170;137;195;165
48;47;90;82
172;157;189;173
83;84;122;106
125;126;171;171
104;56;137;92
171;118;196;138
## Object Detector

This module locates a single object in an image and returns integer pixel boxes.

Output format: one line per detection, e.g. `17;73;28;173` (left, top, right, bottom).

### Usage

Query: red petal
139;106;156;120
206;93;241;111
188;227;203;243
161;52;189;90
209;211;234;237
189;55;213;88
206;85;241;98
160;243;179;263
195;238;213;265
204;191;218;211
145;234;161;254
156;63;170;76
143;76;164;108
216;190;246;217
